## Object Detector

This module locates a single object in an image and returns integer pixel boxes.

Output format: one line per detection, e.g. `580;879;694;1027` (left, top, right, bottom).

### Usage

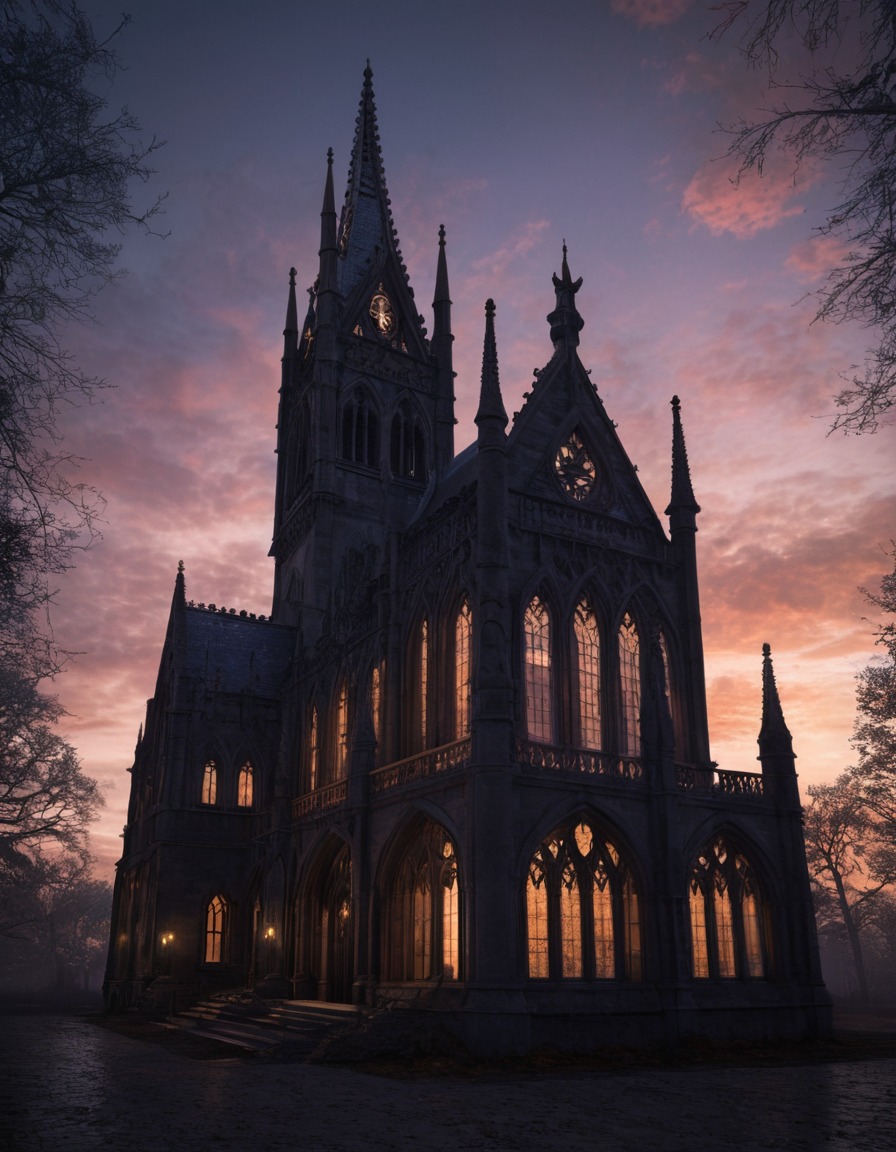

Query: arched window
618;612;641;756
390;402;426;480
574;600;601;749
455;600;472;739
309;705;320;791
334;682;349;780
525;597;553;743
689;837;768;980
385;821;460;982
340;387;379;467
237;761;253;807
525;819;642;981
205;895;226;963
371;661;383;748
419;619;429;749
201;760;217;806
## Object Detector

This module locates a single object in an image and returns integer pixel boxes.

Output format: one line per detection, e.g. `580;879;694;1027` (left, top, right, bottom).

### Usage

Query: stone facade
104;68;831;1052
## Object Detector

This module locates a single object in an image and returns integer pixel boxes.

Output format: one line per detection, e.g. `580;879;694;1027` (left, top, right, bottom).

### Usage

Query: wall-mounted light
160;932;175;947
264;926;275;940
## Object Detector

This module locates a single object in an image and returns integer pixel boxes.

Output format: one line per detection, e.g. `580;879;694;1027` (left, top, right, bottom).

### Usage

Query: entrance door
320;846;353;1003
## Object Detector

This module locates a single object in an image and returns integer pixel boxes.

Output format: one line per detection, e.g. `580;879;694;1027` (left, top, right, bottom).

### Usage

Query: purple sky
51;0;895;876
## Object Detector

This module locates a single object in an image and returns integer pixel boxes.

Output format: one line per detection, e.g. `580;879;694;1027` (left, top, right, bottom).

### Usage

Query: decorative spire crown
548;241;584;348
665;395;700;519
760;642;793;744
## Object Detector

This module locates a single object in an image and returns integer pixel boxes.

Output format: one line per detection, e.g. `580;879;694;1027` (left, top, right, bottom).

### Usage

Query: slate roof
182;607;295;697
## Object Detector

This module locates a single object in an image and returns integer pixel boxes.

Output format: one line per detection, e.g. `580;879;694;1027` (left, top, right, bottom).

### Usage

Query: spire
547;241;584;350
318;149;338;297
283;267;298;357
476;299;508;428
665;395;701;528
432;224;456;470
759;642;793;747
434;223;450;310
337;63;404;296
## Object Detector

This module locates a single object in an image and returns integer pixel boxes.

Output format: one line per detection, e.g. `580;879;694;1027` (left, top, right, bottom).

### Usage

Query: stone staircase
167;994;361;1059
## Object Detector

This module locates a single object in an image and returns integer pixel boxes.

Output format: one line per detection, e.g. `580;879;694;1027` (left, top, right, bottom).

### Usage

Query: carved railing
370;738;471;794
516;739;644;784
293;780;348;819
675;764;764;798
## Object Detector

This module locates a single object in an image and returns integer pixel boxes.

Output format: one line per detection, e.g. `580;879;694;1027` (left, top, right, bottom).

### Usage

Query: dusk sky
51;0;895;878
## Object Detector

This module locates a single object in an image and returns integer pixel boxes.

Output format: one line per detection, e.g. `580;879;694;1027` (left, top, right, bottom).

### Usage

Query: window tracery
334;682;349;780
385;821;460;982
455;600;472;739
390;402;425;481
309;705;320;792
340;387;379;467
237;761;253;807
525;596;553;743
205;895;226;963
689;837;768;980
618;612;641;756
201;760;217;806
574;600;601;749
525;819;641;981
371;661;383;748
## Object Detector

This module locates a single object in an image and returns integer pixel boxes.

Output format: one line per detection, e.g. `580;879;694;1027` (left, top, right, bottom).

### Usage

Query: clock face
554;431;597;501
369;286;396;336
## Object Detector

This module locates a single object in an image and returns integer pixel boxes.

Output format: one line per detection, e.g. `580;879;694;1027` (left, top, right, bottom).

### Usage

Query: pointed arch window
340;387;379;467
237;761;254;807
525;596;553;743
525;820;642;981
309;705;320;792
419;619;429;749
334;682;349;781
689;837;769;980
371;661;384;749
391;402;425;481
455;600;472;739
618;613;641;756
201;760;217;806
386;821;460;982
574;600;601;749
204;895;226;963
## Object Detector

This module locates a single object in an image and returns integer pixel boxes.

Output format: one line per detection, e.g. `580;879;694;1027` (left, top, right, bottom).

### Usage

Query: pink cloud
611;0;695;27
683;154;816;238
785;235;850;283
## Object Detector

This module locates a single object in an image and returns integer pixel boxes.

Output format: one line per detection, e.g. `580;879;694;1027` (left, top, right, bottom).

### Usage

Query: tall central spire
337;62;404;296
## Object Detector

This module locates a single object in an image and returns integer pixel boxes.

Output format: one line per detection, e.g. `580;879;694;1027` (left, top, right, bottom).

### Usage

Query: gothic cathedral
104;68;831;1051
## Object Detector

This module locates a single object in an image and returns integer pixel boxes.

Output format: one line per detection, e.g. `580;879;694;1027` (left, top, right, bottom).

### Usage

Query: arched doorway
318;844;353;1003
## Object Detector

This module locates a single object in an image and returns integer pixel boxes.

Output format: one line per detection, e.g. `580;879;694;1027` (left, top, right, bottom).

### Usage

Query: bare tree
804;774;896;1003
0;0;163;678
711;1;896;433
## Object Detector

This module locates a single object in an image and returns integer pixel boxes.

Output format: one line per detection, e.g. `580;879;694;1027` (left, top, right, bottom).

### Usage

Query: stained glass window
618;613;641;755
525;597;552;743
237;761;253;807
574;601;601;748
689;837;768;980
309;705;320;791
455;601;472;739
335;682;348;780
201;760;217;806
205;896;225;963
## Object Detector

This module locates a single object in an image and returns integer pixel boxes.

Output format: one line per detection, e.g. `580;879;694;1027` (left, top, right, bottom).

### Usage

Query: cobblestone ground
1;1013;895;1152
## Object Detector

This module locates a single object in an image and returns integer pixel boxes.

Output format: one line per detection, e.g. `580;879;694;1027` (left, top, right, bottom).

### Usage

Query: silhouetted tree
0;0;162;678
851;547;896;832
804;774;896;1003
712;1;896;433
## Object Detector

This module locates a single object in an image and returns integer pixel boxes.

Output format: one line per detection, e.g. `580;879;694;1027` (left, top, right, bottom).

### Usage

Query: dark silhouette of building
104;68;831;1051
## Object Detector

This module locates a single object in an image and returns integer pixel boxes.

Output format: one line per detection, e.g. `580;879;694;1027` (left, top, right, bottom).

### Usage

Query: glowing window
455;600;472;739
574;601;601;749
689;837;768;980
309;705;320;791
335;682;349;780
371;662;383;748
205;895;225;963
201;760;217;806
237;761;253;807
525;597;552;743
618;613;641;755
525;821;641;982
419;619;429;748
386;821;460;982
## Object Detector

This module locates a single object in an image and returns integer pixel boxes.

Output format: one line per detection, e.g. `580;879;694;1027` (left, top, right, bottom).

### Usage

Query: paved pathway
1;1013;895;1152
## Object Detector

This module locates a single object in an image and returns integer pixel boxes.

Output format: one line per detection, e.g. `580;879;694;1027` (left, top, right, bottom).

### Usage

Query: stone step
168;996;360;1057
